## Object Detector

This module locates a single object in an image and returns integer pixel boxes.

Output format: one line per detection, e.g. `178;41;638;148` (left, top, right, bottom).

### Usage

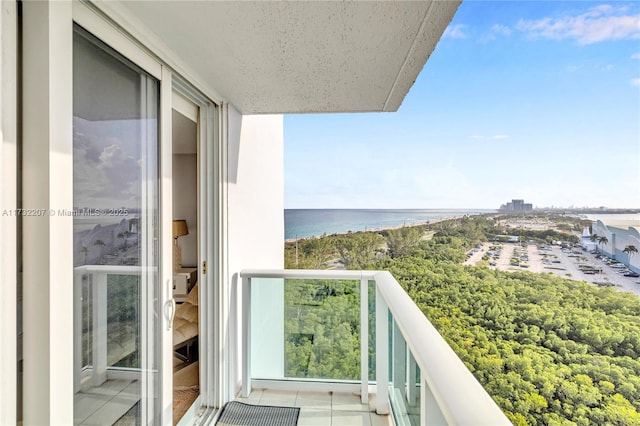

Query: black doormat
216;401;300;426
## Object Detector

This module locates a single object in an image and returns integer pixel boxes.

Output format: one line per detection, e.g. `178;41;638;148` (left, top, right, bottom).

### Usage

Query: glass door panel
72;26;160;425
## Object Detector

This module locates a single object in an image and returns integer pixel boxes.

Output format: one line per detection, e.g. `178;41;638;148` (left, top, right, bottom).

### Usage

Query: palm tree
590;233;598;242
94;239;106;260
597;236;609;255
623;245;638;265
117;232;126;249
80;245;89;264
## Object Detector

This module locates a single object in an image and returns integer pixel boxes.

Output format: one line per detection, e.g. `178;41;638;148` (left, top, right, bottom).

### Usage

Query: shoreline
285;215;467;243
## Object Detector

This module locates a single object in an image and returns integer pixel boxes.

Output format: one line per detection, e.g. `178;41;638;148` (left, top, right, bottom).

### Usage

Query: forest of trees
283;215;640;425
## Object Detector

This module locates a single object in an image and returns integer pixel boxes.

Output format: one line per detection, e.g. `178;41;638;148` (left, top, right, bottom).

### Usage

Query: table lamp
173;219;189;272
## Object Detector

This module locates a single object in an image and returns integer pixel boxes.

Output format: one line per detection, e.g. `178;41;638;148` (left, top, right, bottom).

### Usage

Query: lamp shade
173;219;189;238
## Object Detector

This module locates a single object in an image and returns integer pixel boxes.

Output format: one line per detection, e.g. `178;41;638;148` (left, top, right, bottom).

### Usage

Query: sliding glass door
72;26;162;425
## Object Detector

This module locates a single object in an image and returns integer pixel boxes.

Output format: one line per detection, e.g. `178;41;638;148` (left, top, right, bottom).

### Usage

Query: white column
22;2;74;424
0;1;18;424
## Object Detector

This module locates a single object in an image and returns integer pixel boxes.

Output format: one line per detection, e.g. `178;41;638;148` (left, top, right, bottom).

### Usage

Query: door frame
171;75;222;420
72;4;172;423
19;2;225;423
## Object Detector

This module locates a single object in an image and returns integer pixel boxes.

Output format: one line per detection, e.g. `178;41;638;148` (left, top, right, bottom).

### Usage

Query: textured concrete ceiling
118;1;460;114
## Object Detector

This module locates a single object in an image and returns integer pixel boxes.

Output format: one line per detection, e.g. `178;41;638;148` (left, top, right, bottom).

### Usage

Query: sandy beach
285;215;463;243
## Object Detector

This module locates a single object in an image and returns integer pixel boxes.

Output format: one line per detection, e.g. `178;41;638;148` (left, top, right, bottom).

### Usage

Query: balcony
240;269;510;426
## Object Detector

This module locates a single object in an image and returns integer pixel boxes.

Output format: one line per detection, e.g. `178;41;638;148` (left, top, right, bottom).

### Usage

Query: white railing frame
240;269;511;425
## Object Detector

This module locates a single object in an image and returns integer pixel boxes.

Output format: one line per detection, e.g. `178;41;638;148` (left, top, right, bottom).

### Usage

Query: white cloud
443;24;467;39
469;134;509;140
516;5;640;45
632;53;640;59
491;134;509;140
631;77;640;87
491;24;512;37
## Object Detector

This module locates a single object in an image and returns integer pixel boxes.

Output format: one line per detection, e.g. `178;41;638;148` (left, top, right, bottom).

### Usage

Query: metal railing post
241;276;252;397
92;271;108;387
422;372;446;425
392;320;406;391
407;351;418;407
73;270;82;393
360;277;369;404
375;285;389;414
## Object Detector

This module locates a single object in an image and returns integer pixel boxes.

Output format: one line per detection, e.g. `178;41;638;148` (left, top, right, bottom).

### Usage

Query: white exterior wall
594;220;640;271
610;225;640;272
227;106;284;274
226;105;284;397
0;2;18;423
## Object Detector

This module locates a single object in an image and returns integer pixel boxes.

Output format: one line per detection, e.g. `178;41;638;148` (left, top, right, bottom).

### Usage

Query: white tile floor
74;380;139;425
236;389;392;426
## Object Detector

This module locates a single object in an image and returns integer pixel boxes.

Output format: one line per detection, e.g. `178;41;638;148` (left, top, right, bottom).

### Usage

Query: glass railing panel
406;351;421;425
368;280;376;382
77;272;142;371
389;317;422;426
106;274;140;368
250;277;362;381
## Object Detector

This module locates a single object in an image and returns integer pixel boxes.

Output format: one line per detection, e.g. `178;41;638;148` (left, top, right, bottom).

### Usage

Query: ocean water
285;209;496;240
583;213;640;224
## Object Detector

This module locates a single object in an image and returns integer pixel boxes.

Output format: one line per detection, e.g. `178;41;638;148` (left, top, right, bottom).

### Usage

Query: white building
580;226;598;252
0;2;509;425
593;219;640;272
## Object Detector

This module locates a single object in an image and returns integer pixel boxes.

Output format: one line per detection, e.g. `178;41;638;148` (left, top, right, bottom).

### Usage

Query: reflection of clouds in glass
97;143;139;199
74;117;142;207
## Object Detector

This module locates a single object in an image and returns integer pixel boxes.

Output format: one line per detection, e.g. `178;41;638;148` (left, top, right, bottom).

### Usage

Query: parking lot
465;242;640;297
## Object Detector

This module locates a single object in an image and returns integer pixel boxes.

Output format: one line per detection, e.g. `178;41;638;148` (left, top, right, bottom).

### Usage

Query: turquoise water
285;209;495;240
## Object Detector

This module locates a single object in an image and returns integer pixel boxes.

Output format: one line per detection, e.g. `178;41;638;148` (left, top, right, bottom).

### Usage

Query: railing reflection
73;265;151;392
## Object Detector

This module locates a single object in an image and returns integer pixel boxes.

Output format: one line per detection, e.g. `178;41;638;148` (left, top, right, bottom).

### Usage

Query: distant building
592;219;640;273
580;226;597;252
499;199;533;212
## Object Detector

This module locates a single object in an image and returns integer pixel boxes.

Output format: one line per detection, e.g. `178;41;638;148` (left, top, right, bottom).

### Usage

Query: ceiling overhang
116;1;461;114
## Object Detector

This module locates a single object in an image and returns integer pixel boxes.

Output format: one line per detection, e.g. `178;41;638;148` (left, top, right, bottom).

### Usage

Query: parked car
624;272;640;278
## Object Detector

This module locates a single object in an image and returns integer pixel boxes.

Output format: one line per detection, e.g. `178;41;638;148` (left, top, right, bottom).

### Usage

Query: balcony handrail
373;271;510;425
74;264;155;275
240;268;510;425
240;268;377;281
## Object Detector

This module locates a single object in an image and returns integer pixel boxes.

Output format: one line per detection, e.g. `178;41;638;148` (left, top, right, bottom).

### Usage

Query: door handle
164;279;176;330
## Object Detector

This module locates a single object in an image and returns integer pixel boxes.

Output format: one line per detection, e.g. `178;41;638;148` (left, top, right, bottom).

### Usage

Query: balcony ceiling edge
110;1;461;114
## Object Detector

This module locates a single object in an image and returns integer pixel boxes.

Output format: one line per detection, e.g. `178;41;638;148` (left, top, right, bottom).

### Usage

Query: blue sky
284;2;640;209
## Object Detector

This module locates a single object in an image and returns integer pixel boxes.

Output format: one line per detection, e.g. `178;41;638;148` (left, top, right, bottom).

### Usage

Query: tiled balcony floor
74;379;139;425
236;389;392;426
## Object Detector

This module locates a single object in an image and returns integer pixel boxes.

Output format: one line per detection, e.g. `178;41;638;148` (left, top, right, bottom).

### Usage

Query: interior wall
172;154;198;268
172;109;198;268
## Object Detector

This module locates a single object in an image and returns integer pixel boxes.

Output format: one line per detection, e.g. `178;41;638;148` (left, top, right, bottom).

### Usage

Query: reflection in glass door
72;26;160;425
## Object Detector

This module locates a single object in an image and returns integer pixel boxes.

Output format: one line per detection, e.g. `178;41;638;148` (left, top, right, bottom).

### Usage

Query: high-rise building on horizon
500;199;533;212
